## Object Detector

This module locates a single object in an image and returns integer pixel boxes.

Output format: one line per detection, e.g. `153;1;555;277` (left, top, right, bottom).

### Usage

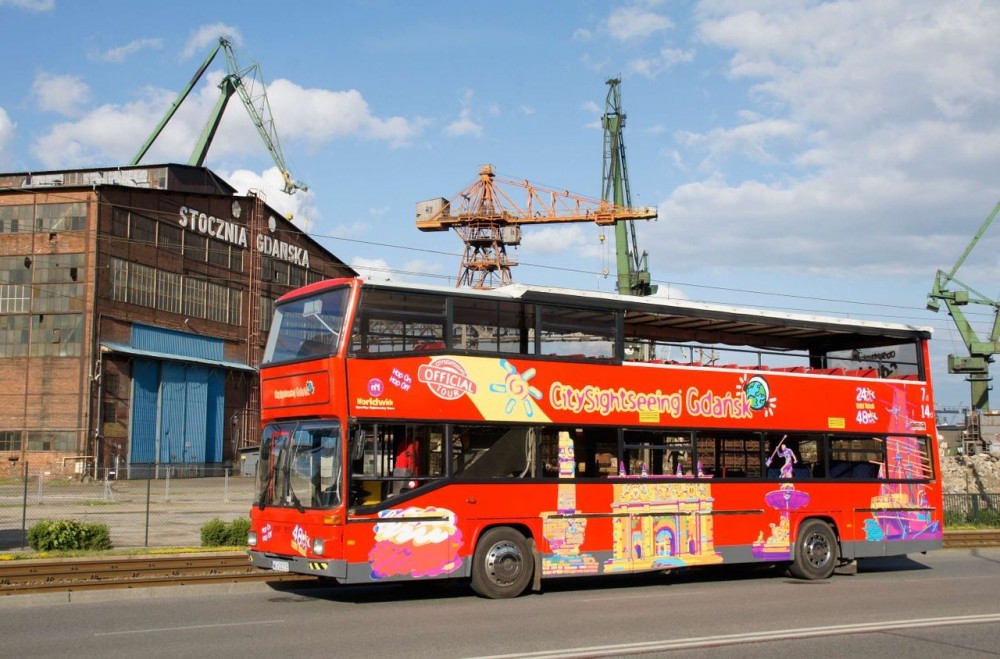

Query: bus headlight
312;538;325;556
247;531;258;547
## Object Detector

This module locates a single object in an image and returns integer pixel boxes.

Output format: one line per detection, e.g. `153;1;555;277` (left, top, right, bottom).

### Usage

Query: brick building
0;164;354;478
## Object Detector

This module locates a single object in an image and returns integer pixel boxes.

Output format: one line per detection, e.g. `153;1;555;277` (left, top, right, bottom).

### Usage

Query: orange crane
416;164;657;289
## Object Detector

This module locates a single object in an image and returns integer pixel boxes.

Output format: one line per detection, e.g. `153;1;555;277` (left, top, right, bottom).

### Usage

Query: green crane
926;199;1000;410
130;37;307;195
602;77;656;296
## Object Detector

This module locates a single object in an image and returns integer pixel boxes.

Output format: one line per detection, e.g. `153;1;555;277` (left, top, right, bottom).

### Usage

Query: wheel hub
485;540;523;585
804;532;831;567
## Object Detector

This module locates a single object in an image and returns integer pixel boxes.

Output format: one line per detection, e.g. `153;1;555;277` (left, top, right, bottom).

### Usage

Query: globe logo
744;376;769;412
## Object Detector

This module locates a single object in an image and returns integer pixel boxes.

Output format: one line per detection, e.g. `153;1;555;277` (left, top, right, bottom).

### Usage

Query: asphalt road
2;548;999;658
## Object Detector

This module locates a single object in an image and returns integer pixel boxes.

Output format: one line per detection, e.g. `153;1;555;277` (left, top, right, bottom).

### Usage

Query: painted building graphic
541;431;722;577
541;431;599;575
604;479;723;572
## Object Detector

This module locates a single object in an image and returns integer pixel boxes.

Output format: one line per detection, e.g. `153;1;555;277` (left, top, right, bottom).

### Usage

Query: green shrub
27;519;112;551
201;517;250;547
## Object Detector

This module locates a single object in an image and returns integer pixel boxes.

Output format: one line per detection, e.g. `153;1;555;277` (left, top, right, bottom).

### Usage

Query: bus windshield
256;421;342;509
263;286;349;364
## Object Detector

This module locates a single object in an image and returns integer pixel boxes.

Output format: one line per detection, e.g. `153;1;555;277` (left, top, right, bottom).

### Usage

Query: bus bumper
250;551;348;580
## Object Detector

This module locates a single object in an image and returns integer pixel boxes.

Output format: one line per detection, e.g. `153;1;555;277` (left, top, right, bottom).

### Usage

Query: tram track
0;530;996;596
0;552;310;596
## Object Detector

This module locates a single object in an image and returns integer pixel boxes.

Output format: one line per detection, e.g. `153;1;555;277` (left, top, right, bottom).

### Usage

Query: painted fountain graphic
753;437;809;559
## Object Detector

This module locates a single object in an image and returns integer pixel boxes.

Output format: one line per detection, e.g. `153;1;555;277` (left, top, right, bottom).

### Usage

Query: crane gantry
131;37;307;195
416;164;657;289
927;199;1000;411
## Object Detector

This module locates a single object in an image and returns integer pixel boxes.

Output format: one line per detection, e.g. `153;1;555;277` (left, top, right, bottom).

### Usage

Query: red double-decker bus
247;277;942;598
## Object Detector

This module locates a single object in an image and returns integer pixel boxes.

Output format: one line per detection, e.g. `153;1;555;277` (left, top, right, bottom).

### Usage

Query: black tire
470;527;533;599
789;519;838;580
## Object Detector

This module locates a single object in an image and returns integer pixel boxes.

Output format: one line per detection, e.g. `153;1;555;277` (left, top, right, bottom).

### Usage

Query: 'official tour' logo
418;357;477;400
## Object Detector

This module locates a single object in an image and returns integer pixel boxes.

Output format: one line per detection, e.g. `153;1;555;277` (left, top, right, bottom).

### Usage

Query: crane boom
131;37;307;195
416;164;656;289
603;77;656;297
926;199;1000;411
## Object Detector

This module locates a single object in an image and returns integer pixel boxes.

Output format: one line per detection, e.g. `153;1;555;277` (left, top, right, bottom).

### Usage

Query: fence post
164;468;170;502
224;468;230;503
145;477;152;547
972;494;980;523
36;472;43;504
20;461;28;549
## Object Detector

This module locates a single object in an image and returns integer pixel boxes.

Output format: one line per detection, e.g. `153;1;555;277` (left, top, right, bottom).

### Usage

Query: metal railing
0;463;255;551
943;493;1000;527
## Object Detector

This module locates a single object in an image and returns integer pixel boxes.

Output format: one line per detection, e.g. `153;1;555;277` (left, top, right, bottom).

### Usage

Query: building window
30;253;85;314
35;203;87;233
111;257;129;303
102;401;118;424
230;250;244;274
104;372;120;397
206;282;229;323
0;205;33;234
157;270;182;314
130;214;156;246
184;232;206;261
158;222;182;254
26;430;76;452
0;315;29;357
260;296;275;332
111;209;129;238
0;430;22;452
228;289;243;325
30;313;83;357
130;262;156;308
208;242;230;268
184;278;207;318
0;254;31;314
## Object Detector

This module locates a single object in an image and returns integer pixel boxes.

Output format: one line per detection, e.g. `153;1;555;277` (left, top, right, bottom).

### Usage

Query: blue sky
3;0;1000;410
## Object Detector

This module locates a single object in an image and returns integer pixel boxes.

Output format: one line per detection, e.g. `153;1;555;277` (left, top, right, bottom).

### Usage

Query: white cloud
223;167;319;233
32;72;91;116
182;23;243;59
444;89;483;138
677;119;807;168
101;38;162;63
31;93;170;167
0;107;14;165
629;47;695;78
29;70;424;169
649;0;1000;281
607;6;673;41
0;0;53;10
351;257;395;283
266;79;422;147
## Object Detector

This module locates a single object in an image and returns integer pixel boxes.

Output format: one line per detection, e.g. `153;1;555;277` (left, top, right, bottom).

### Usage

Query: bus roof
285;277;932;351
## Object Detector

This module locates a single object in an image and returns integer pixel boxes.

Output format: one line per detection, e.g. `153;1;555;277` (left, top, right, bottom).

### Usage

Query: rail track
941;529;1000;548
1;531;996;596
0;552;309;596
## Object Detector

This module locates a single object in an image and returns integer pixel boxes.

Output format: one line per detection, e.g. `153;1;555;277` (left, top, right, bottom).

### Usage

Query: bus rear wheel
470;527;533;599
789;519;837;580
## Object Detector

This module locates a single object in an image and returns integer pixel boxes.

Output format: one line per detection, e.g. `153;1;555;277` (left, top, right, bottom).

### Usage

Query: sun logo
489;359;543;417
738;374;778;417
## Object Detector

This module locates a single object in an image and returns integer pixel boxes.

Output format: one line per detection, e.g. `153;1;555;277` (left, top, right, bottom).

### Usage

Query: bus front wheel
470;527;534;599
789;519;838;580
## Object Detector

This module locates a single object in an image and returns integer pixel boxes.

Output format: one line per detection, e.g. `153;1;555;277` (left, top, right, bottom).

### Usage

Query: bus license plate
271;560;290;572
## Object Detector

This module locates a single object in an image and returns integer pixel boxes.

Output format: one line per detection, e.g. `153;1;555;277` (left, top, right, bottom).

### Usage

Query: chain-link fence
943;493;1000;527
0;463;256;551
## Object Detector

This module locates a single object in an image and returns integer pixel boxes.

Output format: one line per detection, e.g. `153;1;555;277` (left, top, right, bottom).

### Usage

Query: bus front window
263;286;350;364
257;421;342;509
